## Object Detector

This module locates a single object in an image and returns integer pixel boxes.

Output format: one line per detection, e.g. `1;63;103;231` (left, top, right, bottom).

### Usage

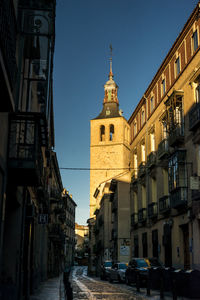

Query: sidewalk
30;276;63;300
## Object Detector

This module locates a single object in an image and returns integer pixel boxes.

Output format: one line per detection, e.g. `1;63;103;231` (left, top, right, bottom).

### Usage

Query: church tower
90;51;131;217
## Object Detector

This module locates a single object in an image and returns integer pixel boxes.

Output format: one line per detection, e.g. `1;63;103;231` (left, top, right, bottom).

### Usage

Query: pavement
28;270;200;300
30;275;63;300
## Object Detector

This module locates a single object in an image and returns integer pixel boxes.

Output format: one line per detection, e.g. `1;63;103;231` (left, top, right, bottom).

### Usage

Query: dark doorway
180;224;190;269
142;232;148;257
163;224;172;267
152;229;158;258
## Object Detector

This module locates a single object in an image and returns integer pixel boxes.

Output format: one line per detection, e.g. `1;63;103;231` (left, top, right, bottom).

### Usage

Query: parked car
100;260;112;280
108;262;127;283
125;258;149;286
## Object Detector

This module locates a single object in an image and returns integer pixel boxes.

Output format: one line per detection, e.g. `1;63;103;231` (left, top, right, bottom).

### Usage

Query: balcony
158;139;169;159
148;202;158;218
48;223;62;240
170;187;187;209
147;152;157;169
131;213;138;227
8;113;47;186
189;103;200;131
168;126;184;147
191;190;200;201
138;162;146;178
50;188;62;203
159;195;171;213
138;208;147;223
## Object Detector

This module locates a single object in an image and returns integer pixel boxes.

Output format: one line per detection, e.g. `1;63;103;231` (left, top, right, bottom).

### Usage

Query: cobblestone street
71;266;161;300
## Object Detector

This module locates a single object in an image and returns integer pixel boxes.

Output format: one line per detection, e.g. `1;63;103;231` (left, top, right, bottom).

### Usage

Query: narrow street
71;266;160;300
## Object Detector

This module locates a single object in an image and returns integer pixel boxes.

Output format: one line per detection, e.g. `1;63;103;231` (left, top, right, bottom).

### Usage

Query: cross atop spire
109;44;113;79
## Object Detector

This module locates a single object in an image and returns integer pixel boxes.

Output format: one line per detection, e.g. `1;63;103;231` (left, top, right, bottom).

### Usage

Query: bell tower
90;48;131;217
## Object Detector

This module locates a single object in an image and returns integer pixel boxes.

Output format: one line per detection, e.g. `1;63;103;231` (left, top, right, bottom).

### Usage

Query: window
163;169;169;195
133;192;138;212
162;121;168;140
142;185;146;208
196;83;200;103
133;153;138;177
134;122;137;136
162;78;166;96
151;178;157;202
150;132;155;152
141;110;145;126
150;96;154;113
141;144;145;162
175;57;180;77
109;124;114;141
100;125;105;141
192;30;198;52
167;93;184;135
168;150;187;191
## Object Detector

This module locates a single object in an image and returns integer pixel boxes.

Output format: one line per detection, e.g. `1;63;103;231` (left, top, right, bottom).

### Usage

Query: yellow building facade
90;60;131;217
129;2;200;269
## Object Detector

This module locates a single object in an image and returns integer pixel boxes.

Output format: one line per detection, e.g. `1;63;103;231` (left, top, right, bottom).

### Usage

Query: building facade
0;1;76;299
75;223;89;265
89;1;200;273
90;58;131;218
128;2;200;270
89;57;131;273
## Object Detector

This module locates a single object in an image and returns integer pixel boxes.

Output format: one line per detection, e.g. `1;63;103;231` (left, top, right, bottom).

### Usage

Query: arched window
100;125;105;141
109;124;114;141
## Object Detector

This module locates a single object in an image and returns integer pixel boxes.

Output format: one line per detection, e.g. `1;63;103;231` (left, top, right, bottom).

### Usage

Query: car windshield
118;263;127;269
136;259;149;267
104;262;112;267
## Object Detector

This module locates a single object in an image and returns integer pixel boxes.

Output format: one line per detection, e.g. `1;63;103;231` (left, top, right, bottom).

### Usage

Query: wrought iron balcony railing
170;187;187;209
138;208;147;223
158;139;169;159
189;103;200;131
131;213;138;227
168;126;184;147
147;152;157;168
8;113;47;186
148;202;158;218
159;195;171;213
50;188;62;202
48;223;62;239
138;162;146;178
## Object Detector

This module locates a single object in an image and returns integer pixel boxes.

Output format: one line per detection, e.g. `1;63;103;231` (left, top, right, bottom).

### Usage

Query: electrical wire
59;167;133;170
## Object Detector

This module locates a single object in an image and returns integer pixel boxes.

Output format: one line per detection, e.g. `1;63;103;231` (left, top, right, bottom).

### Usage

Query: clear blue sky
54;0;199;225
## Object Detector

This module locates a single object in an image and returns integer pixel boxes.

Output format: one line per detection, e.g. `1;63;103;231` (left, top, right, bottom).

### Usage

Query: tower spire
109;44;113;79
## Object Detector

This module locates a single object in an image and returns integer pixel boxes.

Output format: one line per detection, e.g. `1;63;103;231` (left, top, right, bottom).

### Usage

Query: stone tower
90;54;131;217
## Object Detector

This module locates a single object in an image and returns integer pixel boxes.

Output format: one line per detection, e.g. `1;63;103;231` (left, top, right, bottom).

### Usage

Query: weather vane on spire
109;44;113;77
